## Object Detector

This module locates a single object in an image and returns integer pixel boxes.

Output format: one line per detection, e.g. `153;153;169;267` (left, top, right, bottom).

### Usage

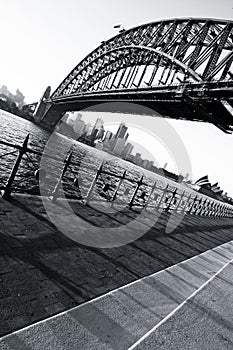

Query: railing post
111;170;126;205
156;184;169;210
215;203;220;217
193;197;202;215
2;134;29;199
144;180;157;210
51;151;72;203
181;193;191;213
199;198;206;216
205;199;211;216
174;190;185;212
202;199;209;216
206;200;212;216
188;195;198;214
129;175;143;209
84;161;104;205
165;188;177;212
213;202;217;217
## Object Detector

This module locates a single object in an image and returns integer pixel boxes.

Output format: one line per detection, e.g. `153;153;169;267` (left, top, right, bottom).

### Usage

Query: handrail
0;133;233;218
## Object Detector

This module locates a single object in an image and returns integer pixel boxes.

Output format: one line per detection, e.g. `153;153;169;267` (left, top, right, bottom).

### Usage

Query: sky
1;0;233;195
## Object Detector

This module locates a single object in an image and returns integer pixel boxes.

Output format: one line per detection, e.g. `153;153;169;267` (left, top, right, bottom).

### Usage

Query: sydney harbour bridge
34;17;233;133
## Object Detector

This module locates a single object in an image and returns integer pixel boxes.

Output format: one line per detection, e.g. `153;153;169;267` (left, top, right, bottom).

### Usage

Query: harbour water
0;110;231;221
1;109;204;212
0;110;166;204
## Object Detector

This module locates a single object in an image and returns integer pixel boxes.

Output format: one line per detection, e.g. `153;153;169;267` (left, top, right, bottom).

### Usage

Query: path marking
1;240;233;350
127;252;233;349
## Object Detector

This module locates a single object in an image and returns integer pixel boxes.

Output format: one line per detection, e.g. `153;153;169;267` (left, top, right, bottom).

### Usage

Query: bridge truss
37;18;233;132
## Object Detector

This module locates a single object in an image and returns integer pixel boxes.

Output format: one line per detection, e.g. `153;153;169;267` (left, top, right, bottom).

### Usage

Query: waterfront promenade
0;193;233;348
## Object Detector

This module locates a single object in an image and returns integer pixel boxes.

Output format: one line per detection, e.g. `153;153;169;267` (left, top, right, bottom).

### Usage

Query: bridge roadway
41;81;233;133
0;194;233;348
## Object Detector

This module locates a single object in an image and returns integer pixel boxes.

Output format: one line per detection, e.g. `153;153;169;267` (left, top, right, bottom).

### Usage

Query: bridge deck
40;81;233;132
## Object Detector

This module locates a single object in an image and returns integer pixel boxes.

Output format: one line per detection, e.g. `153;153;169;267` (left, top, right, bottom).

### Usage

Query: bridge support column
33;86;52;123
33;86;65;129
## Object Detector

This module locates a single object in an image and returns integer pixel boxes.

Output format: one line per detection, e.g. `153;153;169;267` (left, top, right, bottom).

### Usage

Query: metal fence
0;134;233;219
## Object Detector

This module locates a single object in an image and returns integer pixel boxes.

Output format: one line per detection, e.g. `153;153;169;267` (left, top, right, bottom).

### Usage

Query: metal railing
0;133;233;219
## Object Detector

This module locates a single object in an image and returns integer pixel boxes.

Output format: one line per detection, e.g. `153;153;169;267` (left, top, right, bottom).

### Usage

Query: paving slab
0;194;233;338
1;240;233;350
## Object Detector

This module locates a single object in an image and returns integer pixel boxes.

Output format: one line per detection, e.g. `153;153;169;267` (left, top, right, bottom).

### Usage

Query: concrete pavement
130;255;233;349
1;240;233;349
1;193;233;345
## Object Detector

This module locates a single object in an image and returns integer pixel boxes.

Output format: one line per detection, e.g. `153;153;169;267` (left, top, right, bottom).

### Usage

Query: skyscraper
91;118;105;140
112;138;126;156
73;113;82;131
104;130;113;141
111;122;128;150
115;122;128;139
74;119;86;135
94;118;104;130
122;142;134;158
73;114;86;134
134;153;143;166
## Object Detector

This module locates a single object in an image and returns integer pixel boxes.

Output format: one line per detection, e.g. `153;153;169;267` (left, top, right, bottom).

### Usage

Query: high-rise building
122;142;134;158
111;123;128;150
91;118;105;140
115;122;128;139
62;113;69;123
142;159;150;169
67;112;82;127
73;114;85;134
104;130;113;141
84;123;91;134
73;113;83;131
90;128;99;141
112;138;126;156
97;126;105;140
74;119;86;135
103;131;113;151
86;125;93;136
147;161;154;170
94;118;104;129
134;153;143;166
74;112;82;120
67;117;74;127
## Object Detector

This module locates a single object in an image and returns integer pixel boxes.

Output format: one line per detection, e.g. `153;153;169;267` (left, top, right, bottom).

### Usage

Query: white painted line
1;239;233;341
127;254;233;350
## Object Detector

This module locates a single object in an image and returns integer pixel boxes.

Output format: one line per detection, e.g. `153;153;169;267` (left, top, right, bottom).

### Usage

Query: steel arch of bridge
35;17;233;132
52;17;233;98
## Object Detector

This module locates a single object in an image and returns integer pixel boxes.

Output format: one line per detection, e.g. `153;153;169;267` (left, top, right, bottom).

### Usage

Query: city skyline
66;113;155;169
64;112;232;201
64;110;233;197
